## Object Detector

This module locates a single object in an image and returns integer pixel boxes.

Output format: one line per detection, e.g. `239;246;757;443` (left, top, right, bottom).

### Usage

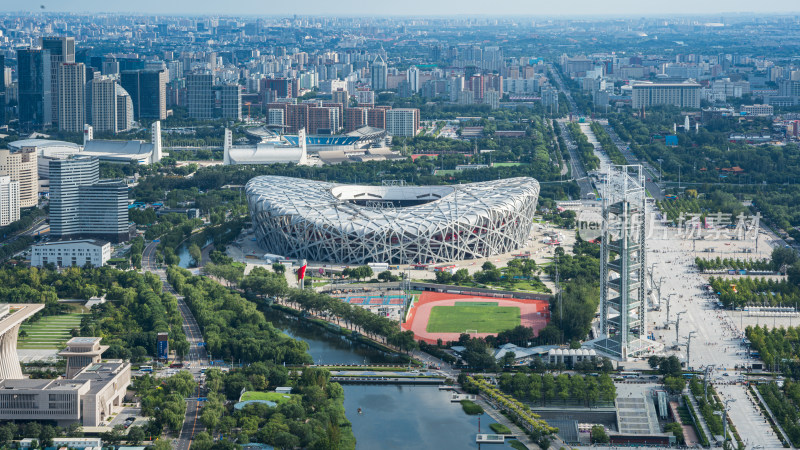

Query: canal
263;308;519;449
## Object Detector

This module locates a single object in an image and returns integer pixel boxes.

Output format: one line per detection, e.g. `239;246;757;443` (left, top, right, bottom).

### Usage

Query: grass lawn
18;313;85;350
490;423;512;434
426;304;520;333
240;391;298;404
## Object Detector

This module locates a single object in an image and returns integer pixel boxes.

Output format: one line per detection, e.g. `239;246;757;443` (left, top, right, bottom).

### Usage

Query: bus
619;371;639;379
140;365;153;372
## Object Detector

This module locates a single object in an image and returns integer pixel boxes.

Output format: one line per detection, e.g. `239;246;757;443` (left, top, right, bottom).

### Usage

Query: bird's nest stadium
245;176;540;265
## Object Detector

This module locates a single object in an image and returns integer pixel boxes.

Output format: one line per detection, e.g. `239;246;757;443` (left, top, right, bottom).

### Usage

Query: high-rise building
0;55;5;126
484;90;500;109
367;107;388;130
41;37;75;128
120;70;167;120
371;56;388;91
407;65;420;93
268;108;285;127
331;88;349;105
386;108;419;137
356;88;374;106
220;84;242;120
49;156;98;239
90;77;134;133
187;73;213;119
260;78;292;99
0;148;38;208
285;104;309;134
57;63;86;133
49;156;129;243
344;107;368;132
17;49;52;128
308;107;339;134
78;180;130;243
0;176;20;226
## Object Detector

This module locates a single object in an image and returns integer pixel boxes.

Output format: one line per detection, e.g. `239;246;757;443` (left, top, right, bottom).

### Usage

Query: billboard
157;332;169;360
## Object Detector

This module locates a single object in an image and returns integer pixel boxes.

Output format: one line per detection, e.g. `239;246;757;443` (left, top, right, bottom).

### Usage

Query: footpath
686;391;715;445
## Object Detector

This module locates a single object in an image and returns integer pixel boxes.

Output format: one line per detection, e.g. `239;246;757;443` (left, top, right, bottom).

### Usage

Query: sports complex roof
246;176;540;264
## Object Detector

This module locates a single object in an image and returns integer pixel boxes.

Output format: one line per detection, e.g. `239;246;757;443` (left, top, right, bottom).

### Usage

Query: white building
90;77;134;133
356;89;375;105
0;148;37;208
407;66;420;93
268;108;285;126
0;176;20;226
20;437;101;449
57;62;86;133
742;104;774;116
484;90;501;109
631;81;701;109
30;239;111;268
503;78;538;94
386;108;420;137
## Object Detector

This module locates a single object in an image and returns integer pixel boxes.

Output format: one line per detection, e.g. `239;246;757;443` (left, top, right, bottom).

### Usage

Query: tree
482;261;496;271
500;351;516;369
591;425;610;443
272;263;286;274
663;376;686;394
773;247;798;273
153;439;172;450
127;426;145;445
189;243;202;266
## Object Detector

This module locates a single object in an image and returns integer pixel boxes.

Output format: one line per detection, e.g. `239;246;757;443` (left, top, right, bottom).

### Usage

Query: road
546;61;666;201
555;119;596;199
596;120;665;200
142;241;208;450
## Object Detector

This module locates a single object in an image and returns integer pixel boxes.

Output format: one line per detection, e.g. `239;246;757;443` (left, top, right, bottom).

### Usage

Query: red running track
402;291;550;345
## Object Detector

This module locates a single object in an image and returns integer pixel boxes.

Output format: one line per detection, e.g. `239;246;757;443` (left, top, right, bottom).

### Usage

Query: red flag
297;263;307;280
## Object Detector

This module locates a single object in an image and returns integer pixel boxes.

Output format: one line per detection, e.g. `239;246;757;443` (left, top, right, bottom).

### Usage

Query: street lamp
666;293;678;325
687;331;697;370
713;399;736;445
675;311;686;345
657;158;664;182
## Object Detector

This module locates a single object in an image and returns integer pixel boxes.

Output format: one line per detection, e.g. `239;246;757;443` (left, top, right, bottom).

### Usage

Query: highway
555;119;596;199
597;120;665;200
547;61;666;201
142;241;208;450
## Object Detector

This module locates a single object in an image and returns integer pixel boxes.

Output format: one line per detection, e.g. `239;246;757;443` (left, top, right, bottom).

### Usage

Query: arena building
246;176;540;264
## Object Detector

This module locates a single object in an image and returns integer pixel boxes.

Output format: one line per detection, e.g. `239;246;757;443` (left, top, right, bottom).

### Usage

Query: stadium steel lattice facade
246;176;540;264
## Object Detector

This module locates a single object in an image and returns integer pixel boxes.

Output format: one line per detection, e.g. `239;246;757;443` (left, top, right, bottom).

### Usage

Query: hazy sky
2;0;799;16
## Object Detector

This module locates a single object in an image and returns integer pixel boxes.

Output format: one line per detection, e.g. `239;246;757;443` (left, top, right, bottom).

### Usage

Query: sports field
403;291;550;344
17;313;85;350
426;303;520;333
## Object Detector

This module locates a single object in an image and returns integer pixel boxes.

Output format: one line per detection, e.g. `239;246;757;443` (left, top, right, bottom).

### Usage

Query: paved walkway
687;391;715;445
716;384;784;449
752;385;795;448
669;401;698;447
472;396;538;449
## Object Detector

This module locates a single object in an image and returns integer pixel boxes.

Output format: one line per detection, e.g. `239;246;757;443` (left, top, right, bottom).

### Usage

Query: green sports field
426;303;521;333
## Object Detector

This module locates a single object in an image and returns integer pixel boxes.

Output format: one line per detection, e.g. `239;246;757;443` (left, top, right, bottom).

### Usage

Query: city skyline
1;1;800;16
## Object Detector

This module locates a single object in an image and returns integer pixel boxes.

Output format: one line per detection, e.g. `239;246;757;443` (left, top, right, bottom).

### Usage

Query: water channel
262;309;518;449
177;245;518;448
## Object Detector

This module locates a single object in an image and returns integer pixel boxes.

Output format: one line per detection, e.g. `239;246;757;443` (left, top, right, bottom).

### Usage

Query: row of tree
710;276;800;309
496;371;616;407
